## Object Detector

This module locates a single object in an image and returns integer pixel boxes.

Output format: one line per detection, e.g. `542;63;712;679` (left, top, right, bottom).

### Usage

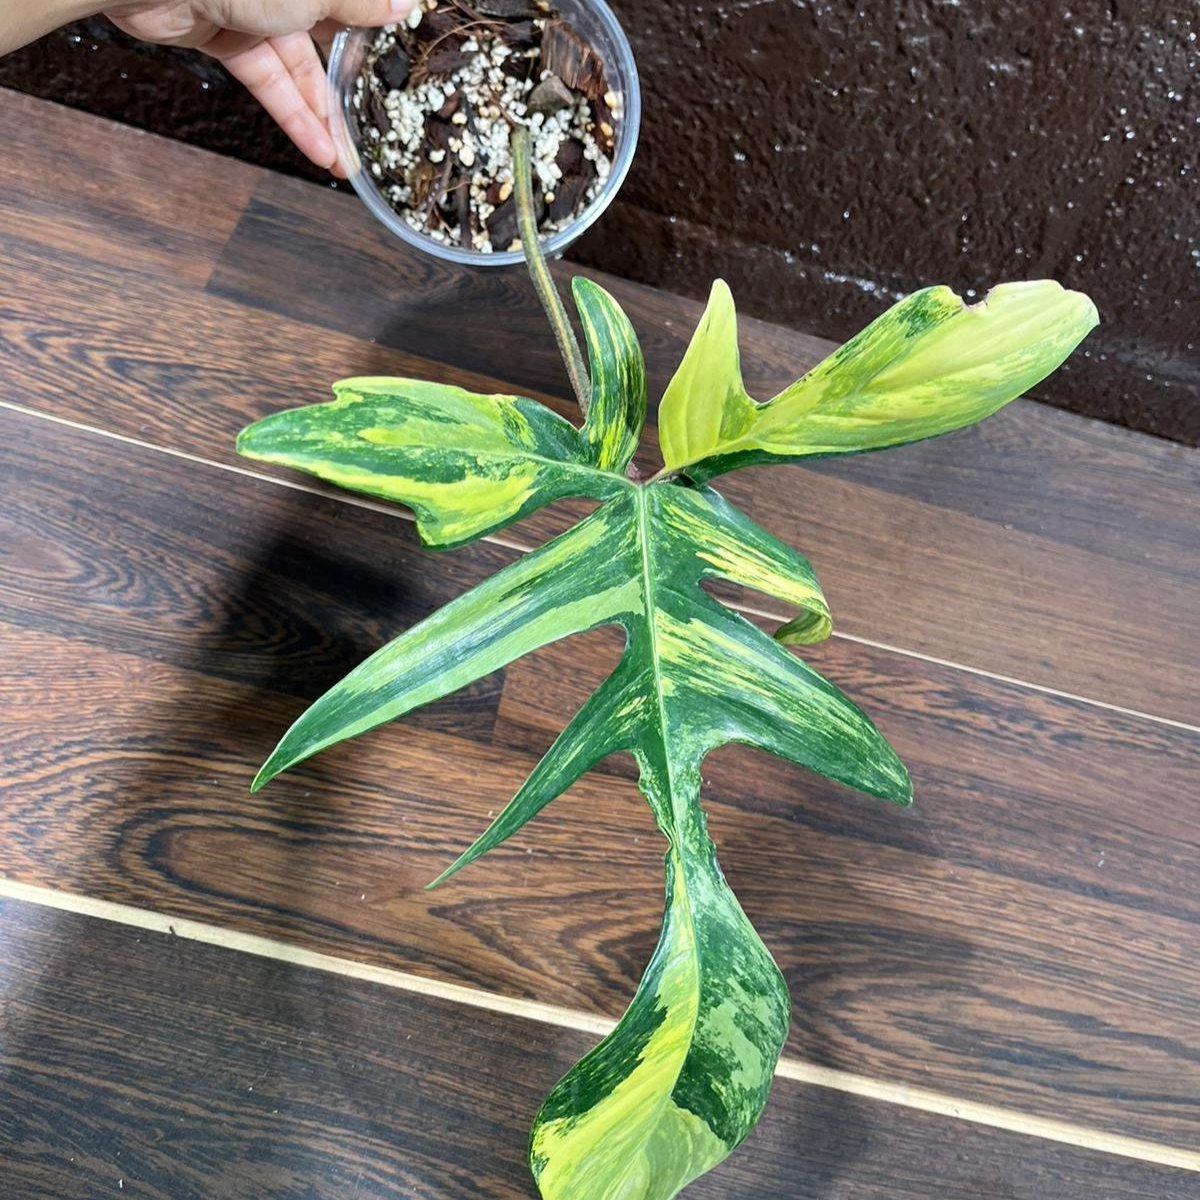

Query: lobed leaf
242;271;1095;1199
659;278;1099;481
531;833;789;1200
250;500;641;791
253;481;907;1198
237;377;621;549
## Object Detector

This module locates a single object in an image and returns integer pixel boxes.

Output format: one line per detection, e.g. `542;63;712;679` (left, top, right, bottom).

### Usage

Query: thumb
323;0;419;26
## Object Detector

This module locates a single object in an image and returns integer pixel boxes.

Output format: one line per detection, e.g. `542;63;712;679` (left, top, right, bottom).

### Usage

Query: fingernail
391;0;413;14
314;131;338;171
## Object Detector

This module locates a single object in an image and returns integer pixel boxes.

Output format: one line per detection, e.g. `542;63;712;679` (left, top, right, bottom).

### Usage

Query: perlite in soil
351;0;621;253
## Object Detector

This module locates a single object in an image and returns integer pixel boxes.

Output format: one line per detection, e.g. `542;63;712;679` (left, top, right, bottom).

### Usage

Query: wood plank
3;244;1198;728
0;89;259;287
0;898;1190;1199
0;407;505;739
723;466;1199;726
2;84;1188;594
205;169;1200;580
11;76;1189;594
0;217;604;557
0;92;1194;715
0;233;603;511
810;400;1200;584
204;176;1200;721
3;85;1195;582
1;407;1197;1145
236;167;1200;563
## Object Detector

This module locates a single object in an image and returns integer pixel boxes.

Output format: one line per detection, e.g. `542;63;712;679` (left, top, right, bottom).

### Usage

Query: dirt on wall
2;3;1196;443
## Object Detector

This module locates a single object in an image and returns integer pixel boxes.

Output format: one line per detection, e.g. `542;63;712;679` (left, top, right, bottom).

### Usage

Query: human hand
104;1;416;174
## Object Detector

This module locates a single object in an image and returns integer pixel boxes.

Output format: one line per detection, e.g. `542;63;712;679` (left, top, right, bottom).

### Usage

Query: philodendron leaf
658;278;1099;481
239;271;1094;1200
252;482;908;1200
576;276;647;472
250;500;642;791
236;279;645;550
237;377;622;549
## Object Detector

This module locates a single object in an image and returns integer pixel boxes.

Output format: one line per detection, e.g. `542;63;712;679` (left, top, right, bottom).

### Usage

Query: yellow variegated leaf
241;266;1095;1198
250;478;906;1200
656;280;754;472
659;279;1099;481
237;377;623;549
237;281;649;548
575;276;647;472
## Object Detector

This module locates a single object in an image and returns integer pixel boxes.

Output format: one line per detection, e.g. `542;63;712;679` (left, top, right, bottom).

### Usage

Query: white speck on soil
354;17;615;253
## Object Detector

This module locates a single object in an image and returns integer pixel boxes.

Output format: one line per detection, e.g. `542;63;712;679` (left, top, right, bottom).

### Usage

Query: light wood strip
5;894;1189;1200
2;877;1195;1174
3;396;1195;737
3;92;1198;720
4;403;1198;1146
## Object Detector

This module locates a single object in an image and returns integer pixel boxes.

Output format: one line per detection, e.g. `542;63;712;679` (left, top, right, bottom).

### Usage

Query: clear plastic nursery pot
327;0;641;267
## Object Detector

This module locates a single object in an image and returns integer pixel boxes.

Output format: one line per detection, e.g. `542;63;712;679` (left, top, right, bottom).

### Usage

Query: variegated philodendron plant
238;271;1096;1198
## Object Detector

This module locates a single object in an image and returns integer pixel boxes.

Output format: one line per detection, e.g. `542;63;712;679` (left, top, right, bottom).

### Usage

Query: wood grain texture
0;234;597;542
0;87;1195;716
3;87;1200;1189
0;900;1192;1200
205;175;1200;721
2;408;1197;1147
0;89;258;287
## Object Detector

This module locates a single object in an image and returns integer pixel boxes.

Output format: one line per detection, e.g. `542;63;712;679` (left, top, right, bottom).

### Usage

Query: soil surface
351;1;619;253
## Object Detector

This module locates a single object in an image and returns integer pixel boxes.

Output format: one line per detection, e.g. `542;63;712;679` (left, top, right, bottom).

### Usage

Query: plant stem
646;466;679;485
511;126;591;416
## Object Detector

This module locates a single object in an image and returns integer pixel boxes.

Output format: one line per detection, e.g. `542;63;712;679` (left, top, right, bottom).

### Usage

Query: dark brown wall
3;3;1197;443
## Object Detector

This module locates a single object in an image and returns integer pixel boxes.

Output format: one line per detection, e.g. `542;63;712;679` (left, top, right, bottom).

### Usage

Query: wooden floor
0;89;1196;1198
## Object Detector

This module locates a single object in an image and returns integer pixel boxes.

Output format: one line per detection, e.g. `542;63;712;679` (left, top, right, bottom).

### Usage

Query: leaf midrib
634;488;672;826
634;486;703;1116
